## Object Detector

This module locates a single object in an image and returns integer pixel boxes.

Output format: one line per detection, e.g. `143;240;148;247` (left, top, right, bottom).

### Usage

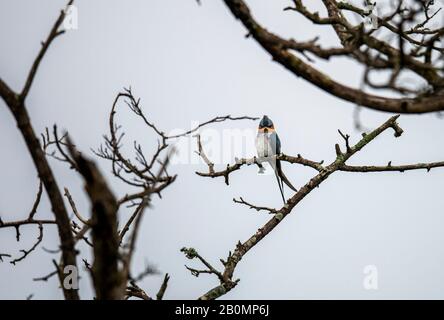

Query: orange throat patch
258;127;275;133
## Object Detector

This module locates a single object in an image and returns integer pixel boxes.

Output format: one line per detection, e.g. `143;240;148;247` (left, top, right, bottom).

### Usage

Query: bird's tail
276;160;297;192
274;170;286;204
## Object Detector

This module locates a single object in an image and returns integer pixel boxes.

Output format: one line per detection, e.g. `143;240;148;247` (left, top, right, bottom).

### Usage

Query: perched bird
255;115;297;203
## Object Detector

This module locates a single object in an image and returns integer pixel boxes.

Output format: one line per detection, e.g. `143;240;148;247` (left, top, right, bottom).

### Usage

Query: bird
255;115;297;203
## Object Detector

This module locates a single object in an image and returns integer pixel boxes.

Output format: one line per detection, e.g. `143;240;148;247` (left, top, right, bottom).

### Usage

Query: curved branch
67;138;124;300
10;223;44;265
0;0;79;300
222;0;444;113
20;0;74;102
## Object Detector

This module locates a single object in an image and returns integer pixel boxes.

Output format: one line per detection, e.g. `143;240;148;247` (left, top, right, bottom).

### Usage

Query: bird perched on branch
255;115;297;203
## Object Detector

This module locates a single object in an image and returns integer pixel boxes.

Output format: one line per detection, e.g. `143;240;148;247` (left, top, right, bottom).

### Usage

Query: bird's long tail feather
274;170;286;204
276;160;297;192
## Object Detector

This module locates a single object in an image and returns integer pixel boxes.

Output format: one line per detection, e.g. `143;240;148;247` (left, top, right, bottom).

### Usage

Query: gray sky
1;0;444;299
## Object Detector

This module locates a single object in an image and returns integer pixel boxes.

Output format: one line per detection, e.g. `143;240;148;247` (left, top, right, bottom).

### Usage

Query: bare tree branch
233;197;278;214
67;137;124;300
64;188;90;225
0;0;79;300
10;223;44;265
20;0;74;102
156;273;170;300
220;0;444;114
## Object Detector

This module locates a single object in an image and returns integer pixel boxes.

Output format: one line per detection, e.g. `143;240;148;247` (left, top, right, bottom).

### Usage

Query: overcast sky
1;0;444;300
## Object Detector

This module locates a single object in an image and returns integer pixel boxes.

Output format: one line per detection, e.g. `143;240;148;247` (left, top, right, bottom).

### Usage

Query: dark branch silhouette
221;0;444;114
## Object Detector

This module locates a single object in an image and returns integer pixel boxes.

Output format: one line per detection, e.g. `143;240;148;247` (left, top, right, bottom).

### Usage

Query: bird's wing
270;132;281;155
